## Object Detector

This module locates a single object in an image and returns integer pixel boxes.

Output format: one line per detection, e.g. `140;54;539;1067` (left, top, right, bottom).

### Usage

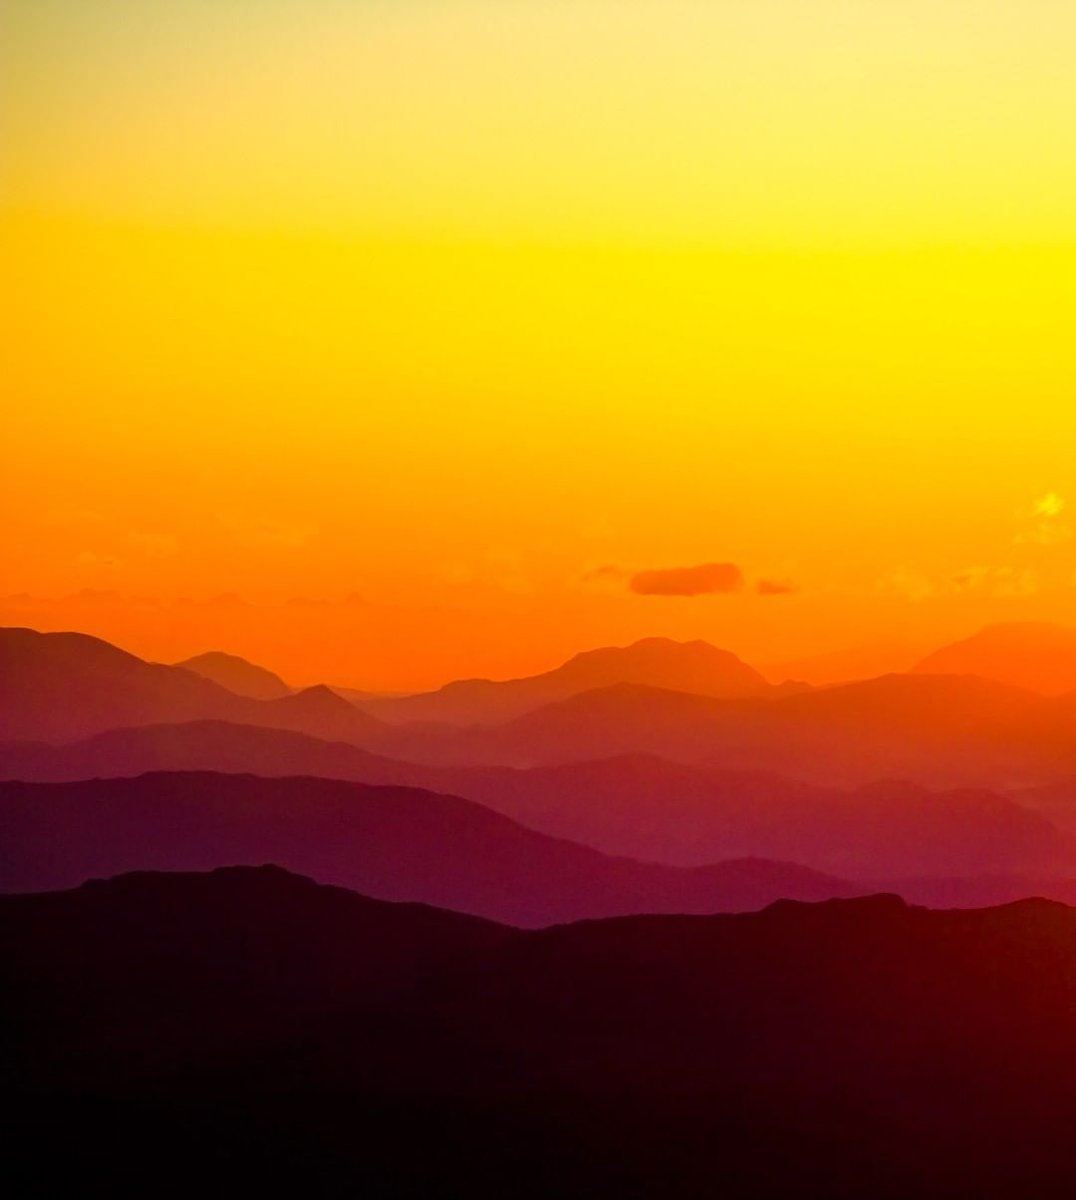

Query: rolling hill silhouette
175;649;293;699
362;636;774;725
444;756;1075;878
1011;779;1076;832
0;627;386;745
468;672;1057;785
911;621;1076;696
758;636;926;686
5;720;1073;879
9;868;1076;1197
0;627;247;741
2;866;509;1041
0;772;866;924
473;681;744;765
0;718;406;783
10;626;1073;788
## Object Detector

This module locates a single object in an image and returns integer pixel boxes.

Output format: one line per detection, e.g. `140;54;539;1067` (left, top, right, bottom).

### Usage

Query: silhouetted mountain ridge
0;772;865;925
11;626;1076;790
911;621;1076;696
175;650;293;699
9;867;1076;1196
5;720;1074;879
0;627;385;744
363;636;774;725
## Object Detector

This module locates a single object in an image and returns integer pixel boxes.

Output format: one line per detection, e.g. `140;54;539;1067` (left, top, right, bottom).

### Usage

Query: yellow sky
3;1;1076;686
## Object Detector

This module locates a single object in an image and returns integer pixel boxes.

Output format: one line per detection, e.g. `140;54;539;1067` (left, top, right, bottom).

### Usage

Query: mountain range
0;772;869;925
358;635;777;724
9;866;1076;1197
0;627;384;745
5;720;1075;880
12;625;1076;788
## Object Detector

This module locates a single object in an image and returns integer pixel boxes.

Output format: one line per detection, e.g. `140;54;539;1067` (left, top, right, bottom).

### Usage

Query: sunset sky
4;1;1076;688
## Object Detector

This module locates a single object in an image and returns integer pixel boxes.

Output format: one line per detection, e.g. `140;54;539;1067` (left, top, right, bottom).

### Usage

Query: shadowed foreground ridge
7;867;1076;1198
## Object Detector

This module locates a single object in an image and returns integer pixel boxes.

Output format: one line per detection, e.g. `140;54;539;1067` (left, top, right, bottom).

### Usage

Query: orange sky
4;1;1076;689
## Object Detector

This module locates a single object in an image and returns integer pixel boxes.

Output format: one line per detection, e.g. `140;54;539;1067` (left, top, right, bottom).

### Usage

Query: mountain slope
0;719;408;783
7;627;1066;787
2;865;508;1043
174;650;292;699
4;721;1073;878
365;636;772;725
0;627;386;745
0;627;247;741
759;637;927;686
0;772;864;925
911;622;1076;696
448;754;1074;877
473;672;1054;786
9;870;1076;1197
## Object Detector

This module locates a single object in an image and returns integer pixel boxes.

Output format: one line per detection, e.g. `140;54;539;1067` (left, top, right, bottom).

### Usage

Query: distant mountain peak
0;626;383;745
367;635;769;726
2;625;144;665
912;622;1076;696
175;649;292;699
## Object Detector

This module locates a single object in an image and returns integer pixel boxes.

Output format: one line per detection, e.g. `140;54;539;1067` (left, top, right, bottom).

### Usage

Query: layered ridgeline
10;626;1076;785
0;773;867;925
0;628;383;745
0;627;773;736
358;635;777;724
8;867;1076;1198
11;624;1076;916
6;723;1076;885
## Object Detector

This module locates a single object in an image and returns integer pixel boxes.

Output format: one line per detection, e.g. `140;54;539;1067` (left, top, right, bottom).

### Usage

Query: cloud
629;562;744;597
756;578;798;596
1014;491;1072;546
1034;492;1065;518
885;564;1041;600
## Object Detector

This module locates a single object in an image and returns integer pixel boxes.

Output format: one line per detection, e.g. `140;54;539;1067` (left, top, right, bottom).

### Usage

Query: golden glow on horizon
3;1;1076;686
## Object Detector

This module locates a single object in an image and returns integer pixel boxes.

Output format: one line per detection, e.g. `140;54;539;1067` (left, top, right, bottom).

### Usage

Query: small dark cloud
630;562;744;597
756;578;798;596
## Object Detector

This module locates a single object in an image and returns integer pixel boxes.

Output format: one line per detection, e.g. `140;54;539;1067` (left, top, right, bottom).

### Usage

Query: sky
4;1;1076;688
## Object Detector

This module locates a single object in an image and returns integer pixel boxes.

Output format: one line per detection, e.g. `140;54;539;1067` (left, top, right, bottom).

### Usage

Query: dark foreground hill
0;772;864;925
6;867;1076;1198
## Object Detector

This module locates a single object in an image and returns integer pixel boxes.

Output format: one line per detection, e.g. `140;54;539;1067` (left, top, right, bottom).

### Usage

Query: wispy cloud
1014;491;1072;546
886;565;1040;601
